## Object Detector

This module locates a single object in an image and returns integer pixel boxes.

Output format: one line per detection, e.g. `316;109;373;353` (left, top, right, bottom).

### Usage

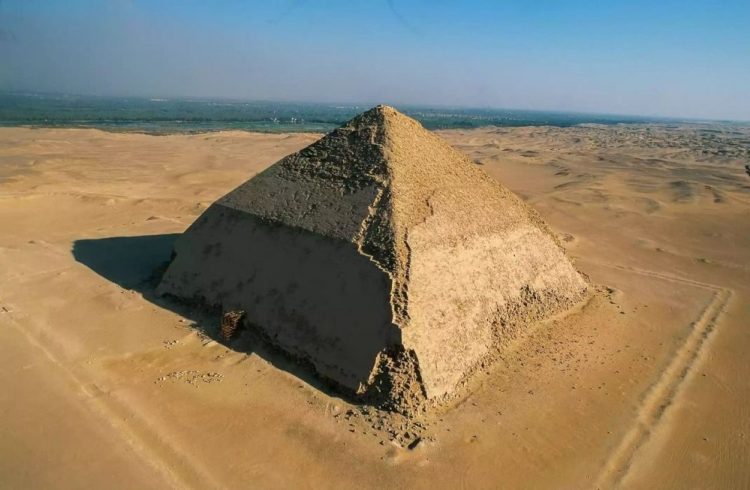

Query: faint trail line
0;308;220;490
586;262;727;292
591;263;733;489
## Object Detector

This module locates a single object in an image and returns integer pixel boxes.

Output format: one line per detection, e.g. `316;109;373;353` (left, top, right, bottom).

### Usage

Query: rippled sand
1;124;748;489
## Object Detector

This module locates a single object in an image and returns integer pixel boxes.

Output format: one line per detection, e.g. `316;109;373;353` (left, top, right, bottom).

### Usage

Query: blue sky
1;0;748;120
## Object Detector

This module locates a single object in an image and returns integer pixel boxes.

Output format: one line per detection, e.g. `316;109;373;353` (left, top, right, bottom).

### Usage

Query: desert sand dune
1;123;749;488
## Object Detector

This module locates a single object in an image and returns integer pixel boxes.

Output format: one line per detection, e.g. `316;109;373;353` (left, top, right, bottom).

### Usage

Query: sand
1;123;749;488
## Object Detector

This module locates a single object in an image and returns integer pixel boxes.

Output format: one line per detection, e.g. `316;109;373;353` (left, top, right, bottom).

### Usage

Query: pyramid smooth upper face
158;105;589;406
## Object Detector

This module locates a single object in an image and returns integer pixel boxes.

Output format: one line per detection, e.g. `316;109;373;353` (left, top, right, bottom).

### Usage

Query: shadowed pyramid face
157;105;589;412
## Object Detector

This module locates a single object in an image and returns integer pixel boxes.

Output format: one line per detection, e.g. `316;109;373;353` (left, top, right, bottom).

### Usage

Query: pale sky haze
1;0;749;120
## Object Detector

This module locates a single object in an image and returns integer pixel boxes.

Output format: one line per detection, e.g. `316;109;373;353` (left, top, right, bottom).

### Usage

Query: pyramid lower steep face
404;221;589;400
158;200;587;407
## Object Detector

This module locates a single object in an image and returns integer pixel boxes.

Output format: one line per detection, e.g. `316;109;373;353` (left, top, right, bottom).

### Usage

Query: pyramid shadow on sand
71;234;347;402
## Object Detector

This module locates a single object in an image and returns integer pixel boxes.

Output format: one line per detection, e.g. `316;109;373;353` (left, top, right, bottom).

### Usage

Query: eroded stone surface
157;105;589;411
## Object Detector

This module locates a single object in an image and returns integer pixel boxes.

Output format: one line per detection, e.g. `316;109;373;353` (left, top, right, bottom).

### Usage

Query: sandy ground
0;124;749;489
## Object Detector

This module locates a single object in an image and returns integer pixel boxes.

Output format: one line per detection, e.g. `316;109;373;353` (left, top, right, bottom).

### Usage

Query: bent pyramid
158;105;588;409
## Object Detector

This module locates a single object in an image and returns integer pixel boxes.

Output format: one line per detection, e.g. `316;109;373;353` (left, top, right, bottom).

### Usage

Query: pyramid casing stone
157;105;589;407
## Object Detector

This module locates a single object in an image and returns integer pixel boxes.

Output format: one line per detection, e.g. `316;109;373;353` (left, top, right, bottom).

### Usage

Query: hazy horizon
5;90;748;124
1;1;749;121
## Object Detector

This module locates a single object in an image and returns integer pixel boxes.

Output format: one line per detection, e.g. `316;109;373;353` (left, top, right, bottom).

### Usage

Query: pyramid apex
369;103;397;112
352;104;407;126
346;104;421;132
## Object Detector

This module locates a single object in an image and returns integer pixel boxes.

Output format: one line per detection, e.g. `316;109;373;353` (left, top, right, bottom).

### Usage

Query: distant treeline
0;93;665;134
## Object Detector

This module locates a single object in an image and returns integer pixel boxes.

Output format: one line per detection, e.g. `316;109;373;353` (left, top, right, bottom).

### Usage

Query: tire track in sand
593;264;732;489
0;306;222;490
